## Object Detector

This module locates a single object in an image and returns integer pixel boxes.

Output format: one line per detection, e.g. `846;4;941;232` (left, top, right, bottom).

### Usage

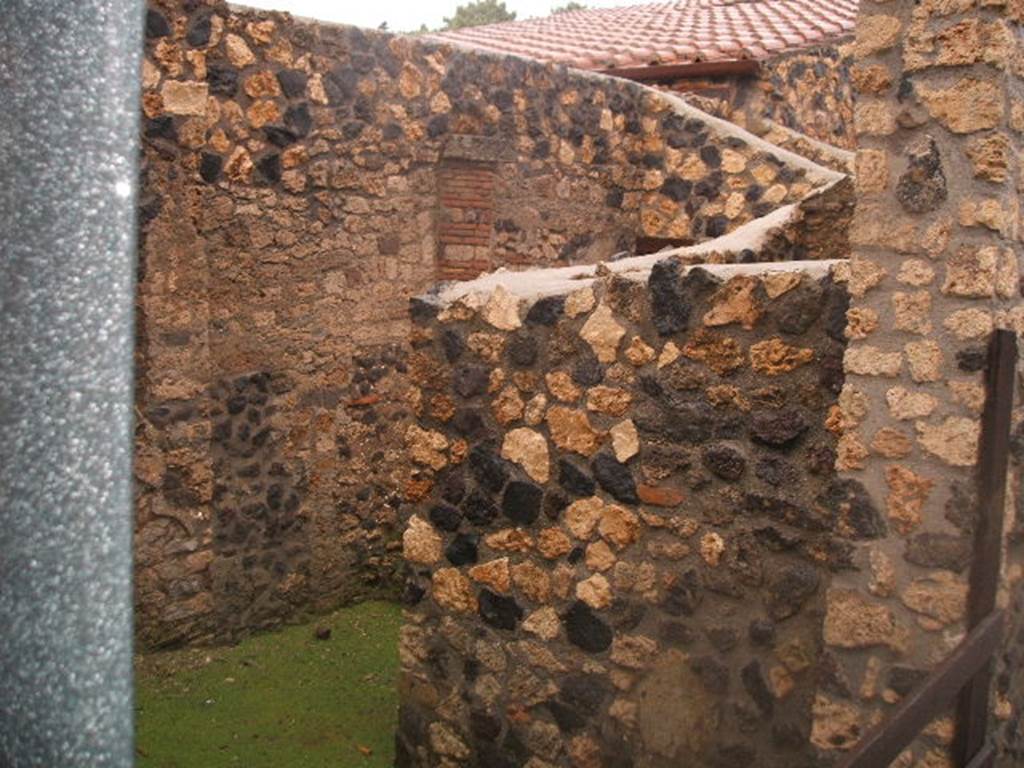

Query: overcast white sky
236;0;625;33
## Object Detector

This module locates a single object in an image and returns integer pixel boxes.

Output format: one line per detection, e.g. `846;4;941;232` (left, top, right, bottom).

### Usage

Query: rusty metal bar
953;329;1017;764
838;610;1005;768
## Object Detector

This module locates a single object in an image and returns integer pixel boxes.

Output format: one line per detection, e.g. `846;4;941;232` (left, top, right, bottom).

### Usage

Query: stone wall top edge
224;0;843;184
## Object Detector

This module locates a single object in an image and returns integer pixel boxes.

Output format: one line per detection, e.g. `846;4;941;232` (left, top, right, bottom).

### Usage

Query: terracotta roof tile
428;0;857;71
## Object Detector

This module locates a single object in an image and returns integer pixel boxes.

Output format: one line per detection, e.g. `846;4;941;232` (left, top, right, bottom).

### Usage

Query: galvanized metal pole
0;1;143;766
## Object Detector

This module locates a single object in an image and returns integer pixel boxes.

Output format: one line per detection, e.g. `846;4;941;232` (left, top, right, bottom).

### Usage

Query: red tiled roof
429;0;857;72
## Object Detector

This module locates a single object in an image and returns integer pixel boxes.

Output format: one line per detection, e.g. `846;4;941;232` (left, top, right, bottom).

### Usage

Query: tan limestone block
468;331;505;362
846;307;879;339
811;695;863;751
624;336;656;366
901;571;967;625
545;371;581;402
609;419;639;463
492;386;525;425
224;33;256;67
823;589;908;650
856;15;903;57
565;497;605;541
586;386;632;416
918;77;1004;133
943;308;993;340
481;286;522;330
949;380;986;414
547;406;603;456
916;417;979;466
699;532;725;566
524;394;547;426
750;337;814;375
403;515;443;565
599;505;640;550
943;245;999;298
905;339;943;383
897;259;935;286
892;291;933;335
871;428;913;458
762;271;801;299
501;428;550;483
682;330;745;374
702;275;762;330
869;549;897;598
610;634;658;669
837;432;869;471
484;528;535;553
855;99;897;136
160;80;208;115
851;64;893;95
511;562;551;603
523;607;560;640
576;573;613;609
966;132;1012;182
585;540;617;572
243;70;280;98
887;386;938;420
580;304;626;363
246;99;279;129
845;346;902;377
432;568;477;613
537;527;573;559
856;148;890;195
885;465;934;535
469;558;511;593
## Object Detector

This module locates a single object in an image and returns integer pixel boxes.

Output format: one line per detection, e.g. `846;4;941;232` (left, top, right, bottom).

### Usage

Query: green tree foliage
442;0;517;30
552;2;587;13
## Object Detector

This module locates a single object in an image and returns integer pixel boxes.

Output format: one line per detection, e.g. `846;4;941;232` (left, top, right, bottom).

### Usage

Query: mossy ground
135;600;402;768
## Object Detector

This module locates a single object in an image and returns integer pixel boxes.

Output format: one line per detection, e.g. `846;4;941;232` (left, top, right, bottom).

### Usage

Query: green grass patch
135;600;402;768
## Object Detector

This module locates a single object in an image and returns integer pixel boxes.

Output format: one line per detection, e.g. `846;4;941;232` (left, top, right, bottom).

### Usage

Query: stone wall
134;0;841;646
823;1;1024;765
669;43;856;152
396;254;866;767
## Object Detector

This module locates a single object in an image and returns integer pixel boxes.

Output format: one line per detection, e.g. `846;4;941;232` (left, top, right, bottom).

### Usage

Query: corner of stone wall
822;2;1024;764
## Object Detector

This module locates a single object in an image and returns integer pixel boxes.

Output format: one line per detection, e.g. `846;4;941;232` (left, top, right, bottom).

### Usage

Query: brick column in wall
823;1;1024;762
436;160;497;281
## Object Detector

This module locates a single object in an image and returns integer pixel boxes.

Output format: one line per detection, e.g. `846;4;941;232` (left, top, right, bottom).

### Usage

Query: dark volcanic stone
741;660;774;717
705;625;739;653
648;259;690;336
462;492;498;526
702;443;746;481
591;453;637;503
888;665;928;696
748;618;776;647
754;457;798;487
663;568;702;616
957;346;987;372
559;458;596;497
441;329;464;362
633;399;715;444
564;601;613;652
468;445;509;493
819;479;887;539
185;12;212;46
264;125;298;147
745;493;828;532
441;473;466;504
765;562;820;620
572;354;604;386
284;103;312;137
502;481;542;525
544;491;569;519
428;504;462;532
525;296;565;326
905;532;971;572
206;65;239;97
750;409;809;448
445;533;479;566
256;153;281;183
199;152;222;183
659;621;696;646
896;137;947;214
145;8;171;37
478;589;523;630
689;655;729;694
775;280;823;335
507;332;538;367
451;408;485;438
277;69;308;99
660;176;692;202
453;365;490;398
